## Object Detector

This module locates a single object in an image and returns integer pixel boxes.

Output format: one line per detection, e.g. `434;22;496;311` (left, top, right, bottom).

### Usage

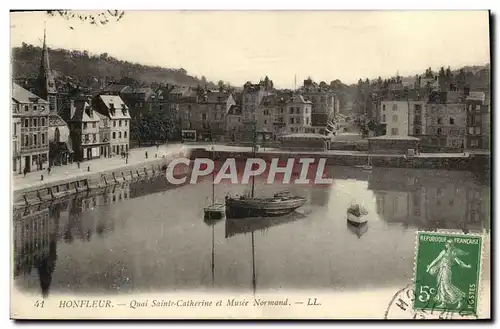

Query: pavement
12;143;186;191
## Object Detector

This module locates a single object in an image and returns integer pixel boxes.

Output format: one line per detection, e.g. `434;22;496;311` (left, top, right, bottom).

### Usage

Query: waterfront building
301;90;338;127
425;91;467;148
93;95;131;155
67;97;103;161
465;91;489;149
225;105;244;142
380;100;409;137
408;100;428;137
12;83;50;173
202;91;236;141
284;94;313;134
12;106;22;173
95;111;112;157
241;77;274;122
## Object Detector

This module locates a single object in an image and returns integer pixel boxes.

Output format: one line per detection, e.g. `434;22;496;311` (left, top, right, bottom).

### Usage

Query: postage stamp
413;232;483;316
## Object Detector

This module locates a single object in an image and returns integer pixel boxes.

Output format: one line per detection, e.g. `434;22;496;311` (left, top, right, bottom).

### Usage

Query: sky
10;10;490;89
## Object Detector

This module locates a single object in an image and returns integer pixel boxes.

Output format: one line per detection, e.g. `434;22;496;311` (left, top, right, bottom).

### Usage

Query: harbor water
13;165;490;297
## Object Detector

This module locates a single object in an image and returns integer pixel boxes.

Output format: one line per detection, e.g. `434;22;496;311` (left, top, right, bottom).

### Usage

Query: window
41;118;45;126
119;120;122;127
471;139;479;148
83;122;88;129
382;114;386;122
449;117;454;125
392;115;398;122
33;118;37;127
124;131;127;138
437;117;442;125
437;128;442;135
24;119;28;127
24;105;29;112
41;106;45;111
469;127;474;134
93;122;96;128
476;105;481;111
202;113;207;121
33;134;37;145
24;135;28;146
93;134;96;141
296;108;300;114
382;104;386;111
391;128;398;135
414;127;421;135
112;132;116;139
305;107;309;114
13;123;16;135
474;114;481;124
264;120;267;125
289;108;293;114
290;117;295;124
392;104;397;111
119;132;122;138
113;121;116;127
306;117;310;125
474;127;481;135
41;133;45;144
125;121;127;127
414;104;422;113
33;105;37;111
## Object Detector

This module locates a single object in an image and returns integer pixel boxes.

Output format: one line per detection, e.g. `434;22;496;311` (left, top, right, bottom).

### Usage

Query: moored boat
346;203;369;225
203;145;226;220
225;194;307;218
204;203;226;220
225;123;307;219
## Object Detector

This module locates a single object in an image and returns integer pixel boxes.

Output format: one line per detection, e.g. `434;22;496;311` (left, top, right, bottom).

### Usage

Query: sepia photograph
9;9;491;320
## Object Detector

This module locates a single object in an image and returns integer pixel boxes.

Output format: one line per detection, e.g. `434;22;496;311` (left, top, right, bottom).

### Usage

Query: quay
12;143;490;209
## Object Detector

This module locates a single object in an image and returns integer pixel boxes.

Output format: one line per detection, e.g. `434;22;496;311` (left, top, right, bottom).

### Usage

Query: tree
217;80;225;90
46;10;125;27
439;66;446;77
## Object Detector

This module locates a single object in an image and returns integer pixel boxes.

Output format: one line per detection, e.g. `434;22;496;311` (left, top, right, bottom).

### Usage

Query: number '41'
34;300;44;308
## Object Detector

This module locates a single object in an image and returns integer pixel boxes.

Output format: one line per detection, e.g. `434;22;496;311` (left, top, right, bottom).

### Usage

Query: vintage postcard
10;10;491;320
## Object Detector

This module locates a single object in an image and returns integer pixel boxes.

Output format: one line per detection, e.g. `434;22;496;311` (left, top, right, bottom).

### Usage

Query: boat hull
347;212;368;225
225;197;306;219
204;204;226;220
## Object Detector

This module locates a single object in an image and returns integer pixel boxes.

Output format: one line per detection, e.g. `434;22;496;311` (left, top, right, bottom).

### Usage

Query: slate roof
70;101;100;123
48;114;68;127
98;95;131;120
12;83;49;104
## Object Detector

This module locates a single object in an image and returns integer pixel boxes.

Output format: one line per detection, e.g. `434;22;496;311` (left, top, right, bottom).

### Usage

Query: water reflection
13;166;490;296
13;177;184;297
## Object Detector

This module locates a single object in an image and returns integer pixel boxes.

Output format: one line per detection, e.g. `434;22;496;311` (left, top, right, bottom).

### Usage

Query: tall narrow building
34;28;58;113
33;29;73;166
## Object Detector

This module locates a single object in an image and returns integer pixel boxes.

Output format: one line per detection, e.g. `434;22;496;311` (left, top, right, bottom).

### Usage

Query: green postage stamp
413;232;483;315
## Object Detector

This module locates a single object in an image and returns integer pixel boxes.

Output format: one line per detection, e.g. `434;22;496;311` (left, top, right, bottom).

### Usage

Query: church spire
36;26;58;112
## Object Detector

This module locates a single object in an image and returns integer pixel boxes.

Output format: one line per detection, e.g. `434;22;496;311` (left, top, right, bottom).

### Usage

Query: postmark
413;231;483;316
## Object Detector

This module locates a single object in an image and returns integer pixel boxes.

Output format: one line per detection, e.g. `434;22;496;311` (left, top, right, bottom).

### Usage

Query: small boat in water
204;145;226;220
346;203;369;225
204;203;226;220
225;124;307;219
225;193;307;219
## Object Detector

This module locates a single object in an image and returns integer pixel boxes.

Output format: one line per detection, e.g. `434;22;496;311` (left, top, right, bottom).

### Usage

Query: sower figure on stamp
426;239;471;309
